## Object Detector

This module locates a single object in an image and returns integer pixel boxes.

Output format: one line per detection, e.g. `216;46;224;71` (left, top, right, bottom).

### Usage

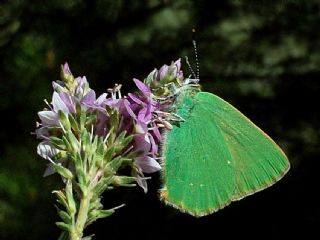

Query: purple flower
128;79;159;123
135;156;161;174
38;92;69;127
102;78;162;191
37;63;107;158
127;80;162;187
133;78;151;96
144;59;184;97
36;63;163;192
62;63;73;78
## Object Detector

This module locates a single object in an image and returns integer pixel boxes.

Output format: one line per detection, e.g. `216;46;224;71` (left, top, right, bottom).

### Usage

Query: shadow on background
0;0;319;239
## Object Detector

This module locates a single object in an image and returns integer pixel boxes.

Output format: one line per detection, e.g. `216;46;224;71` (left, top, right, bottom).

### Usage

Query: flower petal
37;142;59;160
62;63;72;76
137;103;152;123
59;92;76;113
134;134;151;154
82;90;96;105
174;58;181;70
148;133;158;155
76;76;92;96
128;93;144;105
124;100;137;119
43;159;67;177
133;78;151;96
52;92;69;113
132;167;148;193
134;122;147;134
151;125;161;141
135;156;161;174
159;64;169;80
95;93;108;106
38;111;58;126
52;81;66;93
43;163;55;177
35;126;49;140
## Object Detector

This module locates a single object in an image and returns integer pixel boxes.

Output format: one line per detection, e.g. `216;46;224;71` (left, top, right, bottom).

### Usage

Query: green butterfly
145;59;290;217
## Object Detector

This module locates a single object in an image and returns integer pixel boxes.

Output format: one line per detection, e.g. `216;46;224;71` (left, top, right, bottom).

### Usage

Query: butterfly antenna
185;28;200;80
192;28;200;80
185;56;197;79
192;40;200;80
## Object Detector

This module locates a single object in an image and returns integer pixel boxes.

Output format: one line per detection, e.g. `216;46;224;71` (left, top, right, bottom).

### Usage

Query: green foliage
46;104;138;239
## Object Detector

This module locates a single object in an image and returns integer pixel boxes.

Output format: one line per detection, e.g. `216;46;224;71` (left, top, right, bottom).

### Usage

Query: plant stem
69;192;92;240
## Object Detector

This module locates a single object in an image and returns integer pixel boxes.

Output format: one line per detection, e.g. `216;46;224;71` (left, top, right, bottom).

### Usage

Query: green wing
160;92;290;217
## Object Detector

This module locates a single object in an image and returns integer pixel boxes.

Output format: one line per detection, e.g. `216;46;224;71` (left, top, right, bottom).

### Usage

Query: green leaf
57;209;72;224
80;110;86;130
54;164;73;180
82;235;94;240
68;113;80;134
104;156;121;174
104;145;115;163
114;133;133;154
49;136;66;150
62;136;72;153
92;209;115;219
88;197;103;212
121;135;133;149
52;190;68;209
105;157;132;175
73;151;84;171
123;150;143;159
66;132;79;152
95;137;105;168
103;145;114;165
76;168;88;192
65;180;76;215
112;176;136;187
87;207;118;226
56;221;71;232
58;110;71;131
57;231;68;240
113;131;126;153
106;126;115;144
109;110;120;132
92;176;113;196
85;114;97;128
81;129;91;153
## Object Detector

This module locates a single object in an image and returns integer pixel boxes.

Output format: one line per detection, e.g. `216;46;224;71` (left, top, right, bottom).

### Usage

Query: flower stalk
70;191;92;240
36;63;163;239
36;60;183;239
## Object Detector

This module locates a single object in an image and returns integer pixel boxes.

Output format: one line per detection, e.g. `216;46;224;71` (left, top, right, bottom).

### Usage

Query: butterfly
145;51;290;217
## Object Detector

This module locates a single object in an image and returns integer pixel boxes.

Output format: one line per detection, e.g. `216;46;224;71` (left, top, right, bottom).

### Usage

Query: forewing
195;92;290;201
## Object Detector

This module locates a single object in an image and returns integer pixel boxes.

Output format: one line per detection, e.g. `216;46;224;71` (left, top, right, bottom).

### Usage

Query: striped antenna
185;28;200;80
192;28;200;79
185;56;197;79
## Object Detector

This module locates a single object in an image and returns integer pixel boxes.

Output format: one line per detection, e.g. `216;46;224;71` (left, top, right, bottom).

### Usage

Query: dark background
0;0;319;239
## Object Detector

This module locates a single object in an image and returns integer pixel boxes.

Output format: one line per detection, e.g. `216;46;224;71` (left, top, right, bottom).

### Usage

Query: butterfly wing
160;92;290;216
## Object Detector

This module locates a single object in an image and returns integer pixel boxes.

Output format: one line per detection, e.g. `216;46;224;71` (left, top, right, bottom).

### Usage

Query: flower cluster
36;64;161;191
144;59;184;98
35;63;163;239
35;60;185;240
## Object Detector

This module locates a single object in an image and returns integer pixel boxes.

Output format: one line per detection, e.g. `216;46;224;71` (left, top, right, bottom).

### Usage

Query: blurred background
0;0;319;239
